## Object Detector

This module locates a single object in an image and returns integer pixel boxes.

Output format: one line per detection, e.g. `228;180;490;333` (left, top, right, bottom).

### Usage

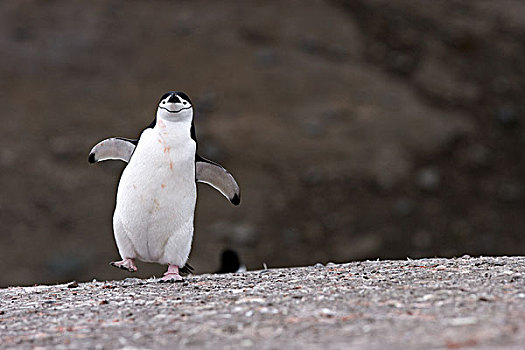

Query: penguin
215;249;247;274
88;91;240;282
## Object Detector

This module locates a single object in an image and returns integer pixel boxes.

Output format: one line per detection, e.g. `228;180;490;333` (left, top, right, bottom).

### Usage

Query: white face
156;92;193;123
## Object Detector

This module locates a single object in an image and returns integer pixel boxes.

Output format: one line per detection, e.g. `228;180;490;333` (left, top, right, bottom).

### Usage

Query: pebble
495;104;518;128
67;281;79;288
320;308;336;317
447;317;478;326
415;167;441;192
394;197;414;216
254;48;280;67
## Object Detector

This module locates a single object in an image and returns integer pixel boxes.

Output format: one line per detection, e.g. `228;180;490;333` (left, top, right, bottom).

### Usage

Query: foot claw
110;259;137;272
158;275;184;283
158;264;184;283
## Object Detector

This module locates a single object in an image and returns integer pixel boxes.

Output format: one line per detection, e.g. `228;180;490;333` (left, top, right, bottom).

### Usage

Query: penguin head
156;91;193;123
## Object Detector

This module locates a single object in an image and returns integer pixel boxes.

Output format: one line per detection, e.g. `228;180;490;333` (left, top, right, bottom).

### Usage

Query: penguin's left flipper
88;137;137;163
196;154;241;206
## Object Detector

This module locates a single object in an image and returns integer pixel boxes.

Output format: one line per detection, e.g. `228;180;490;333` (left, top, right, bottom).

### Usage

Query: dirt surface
1;0;524;287
1;256;524;349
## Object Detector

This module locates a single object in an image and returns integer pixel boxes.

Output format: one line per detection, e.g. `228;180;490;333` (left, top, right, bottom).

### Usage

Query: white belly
113;127;197;265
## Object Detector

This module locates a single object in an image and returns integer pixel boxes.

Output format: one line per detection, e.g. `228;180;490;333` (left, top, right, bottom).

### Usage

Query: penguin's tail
179;263;194;276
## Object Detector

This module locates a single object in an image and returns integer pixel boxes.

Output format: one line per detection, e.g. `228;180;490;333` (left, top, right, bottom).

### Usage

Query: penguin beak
167;94;181;104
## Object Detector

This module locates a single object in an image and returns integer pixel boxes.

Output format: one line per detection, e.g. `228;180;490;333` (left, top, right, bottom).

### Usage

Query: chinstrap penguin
89;91;240;282
216;249;247;274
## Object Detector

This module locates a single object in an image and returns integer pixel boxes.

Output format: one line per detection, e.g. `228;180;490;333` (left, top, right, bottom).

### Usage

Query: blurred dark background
1;0;524;287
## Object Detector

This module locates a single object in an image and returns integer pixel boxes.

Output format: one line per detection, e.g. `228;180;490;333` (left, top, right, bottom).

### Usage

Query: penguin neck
154;117;194;143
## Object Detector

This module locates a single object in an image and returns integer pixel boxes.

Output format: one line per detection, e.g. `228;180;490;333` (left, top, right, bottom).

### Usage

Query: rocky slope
1;257;524;349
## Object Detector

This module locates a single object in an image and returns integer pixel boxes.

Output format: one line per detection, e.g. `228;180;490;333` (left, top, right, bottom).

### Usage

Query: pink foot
110;258;137;272
159;264;183;283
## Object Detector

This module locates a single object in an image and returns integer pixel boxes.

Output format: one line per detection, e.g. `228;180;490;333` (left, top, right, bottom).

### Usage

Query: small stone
387;300;404;308
314;263;324;268
498;182;523;202
241;339;254;347
448;317;478;326
495;104;518;128
301;167;324;186
393;197;414;216
67;281;78;288
320;308;335;317
421;294;434;301
303;120;324;137
254;48;279;66
460;144;491;168
386;50;417;75
415;167;441;192
300;38;321;54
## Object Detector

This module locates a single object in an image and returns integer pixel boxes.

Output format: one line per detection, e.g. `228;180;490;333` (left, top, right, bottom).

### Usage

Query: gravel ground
1;256;524;349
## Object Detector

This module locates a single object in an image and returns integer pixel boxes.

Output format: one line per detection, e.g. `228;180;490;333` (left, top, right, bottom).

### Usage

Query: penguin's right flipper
88;137;137;163
196;154;241;206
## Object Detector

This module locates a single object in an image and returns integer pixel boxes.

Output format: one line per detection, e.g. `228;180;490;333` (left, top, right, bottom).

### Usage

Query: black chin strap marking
158;106;192;114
